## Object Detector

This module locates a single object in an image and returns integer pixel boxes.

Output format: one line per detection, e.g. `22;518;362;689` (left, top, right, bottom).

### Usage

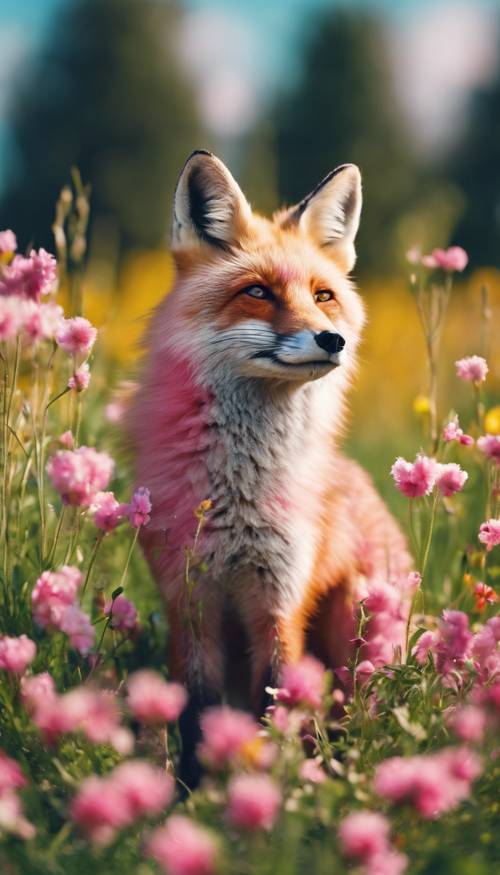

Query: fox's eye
314;290;334;303
242;285;272;300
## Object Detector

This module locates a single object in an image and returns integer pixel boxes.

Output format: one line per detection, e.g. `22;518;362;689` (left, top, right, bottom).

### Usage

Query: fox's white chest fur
199;372;340;617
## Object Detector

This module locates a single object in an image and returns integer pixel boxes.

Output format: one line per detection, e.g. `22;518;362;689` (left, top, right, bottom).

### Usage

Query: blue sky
0;0;498;186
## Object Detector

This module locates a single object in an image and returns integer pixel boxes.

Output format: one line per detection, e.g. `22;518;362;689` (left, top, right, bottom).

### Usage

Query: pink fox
129;151;410;783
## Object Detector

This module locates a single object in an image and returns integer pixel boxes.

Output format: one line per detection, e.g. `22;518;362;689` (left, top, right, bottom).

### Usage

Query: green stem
117;528;139;591
81;533;104;600
421;491;439;581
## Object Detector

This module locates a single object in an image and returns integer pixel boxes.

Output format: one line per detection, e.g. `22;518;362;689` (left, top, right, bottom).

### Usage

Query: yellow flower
413;395;431;416
484;406;500;435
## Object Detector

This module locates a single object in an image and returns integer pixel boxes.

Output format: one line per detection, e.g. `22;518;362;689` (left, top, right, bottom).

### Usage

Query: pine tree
273;10;418;274
0;0;204;255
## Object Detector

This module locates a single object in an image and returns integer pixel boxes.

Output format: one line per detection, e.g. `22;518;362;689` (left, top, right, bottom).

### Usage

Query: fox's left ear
172;150;252;251
284;164;362;273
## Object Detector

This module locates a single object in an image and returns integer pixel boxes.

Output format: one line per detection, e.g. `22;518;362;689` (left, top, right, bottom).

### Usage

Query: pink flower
0;789;36;840
339;810;390;861
477;434;500;464
59;605;95;654
277;655;326;709
435;462;468;496
442;417;474;446
0;249;57;300
91;491;125;532
414;630;439;665
455;355;488;383
32;565;83;627
407;571;422;591
366;850;408;875
46;446;114;506
20;300;64;343
0;635;36;674
20;672;56;714
356;660;376;681
147;815;218;875
68;362;90;392
478;519;500;551
391;454;437;498
422;246;468;272
0;297;21;340
56;316;97;355
126;486;152;527
448;705;486;742
104;594;138;631
70;776;131;844
268;704;290;733
0;230;17;254
127;670;187;724
406;246;421;265
226;774;281;831
112;761;173;818
198;706;258;768
32;685;132;753
373;747;481;818
0;751;26;793
59;430;74;449
299;758;326;784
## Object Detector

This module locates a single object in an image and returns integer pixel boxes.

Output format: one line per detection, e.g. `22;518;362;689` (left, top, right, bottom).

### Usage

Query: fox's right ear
172;150;252;251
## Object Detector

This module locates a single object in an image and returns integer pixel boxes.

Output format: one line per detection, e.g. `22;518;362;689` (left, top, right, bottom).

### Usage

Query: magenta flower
435;462;468;496
20;673;56;714
126;486;152;527
0;249;57;300
477;434;500;465
147;815;218;875
127;669;187;724
91;491;125;532
0;230;17;254
32;684;132;753
448;705;486;743
391;454;437;498
277;655;326;709
0;788;36;840
0;751;26;794
0;635;36;674
442;417;474;446
68;362;90;392
226;774;281;831
299;758;326;784
32;566;83;627
339;810;390;861
414;610;472;677
59;430;74;449
70;776;132;845
422;246;468;272
374;747;481;818
198;706;258;768
56;316;97;355
478;519;500;552
455;355;488;383
104;593;138;631
46;446;114;506
59;605;95;654
111;761;173;819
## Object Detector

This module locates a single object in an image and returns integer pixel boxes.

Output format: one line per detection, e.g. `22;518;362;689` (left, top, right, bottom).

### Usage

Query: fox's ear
172;150;252;251
284;164;362;273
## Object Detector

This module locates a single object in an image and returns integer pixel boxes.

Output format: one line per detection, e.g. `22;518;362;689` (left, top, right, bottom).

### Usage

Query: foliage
0;210;499;875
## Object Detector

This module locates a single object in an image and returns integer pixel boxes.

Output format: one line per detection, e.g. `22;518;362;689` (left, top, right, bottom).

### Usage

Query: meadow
0;190;499;875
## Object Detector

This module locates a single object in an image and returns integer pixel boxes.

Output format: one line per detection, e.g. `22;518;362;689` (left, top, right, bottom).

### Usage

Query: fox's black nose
314;331;345;355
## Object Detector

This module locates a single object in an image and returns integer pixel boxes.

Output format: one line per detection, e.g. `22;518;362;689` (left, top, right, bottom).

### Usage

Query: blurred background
0;0;499;502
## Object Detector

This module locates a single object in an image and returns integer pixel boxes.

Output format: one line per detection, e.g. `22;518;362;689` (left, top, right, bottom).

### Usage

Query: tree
273;10;419;275
450;59;500;267
0;0;204;255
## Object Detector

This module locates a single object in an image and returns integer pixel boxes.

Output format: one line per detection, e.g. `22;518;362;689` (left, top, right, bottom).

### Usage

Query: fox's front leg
247;608;307;715
167;597;224;789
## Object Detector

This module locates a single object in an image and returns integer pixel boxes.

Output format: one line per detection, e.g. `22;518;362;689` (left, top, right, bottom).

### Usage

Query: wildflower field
0;190;499;875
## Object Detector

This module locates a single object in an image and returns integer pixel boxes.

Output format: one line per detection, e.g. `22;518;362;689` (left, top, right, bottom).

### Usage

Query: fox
128;150;411;785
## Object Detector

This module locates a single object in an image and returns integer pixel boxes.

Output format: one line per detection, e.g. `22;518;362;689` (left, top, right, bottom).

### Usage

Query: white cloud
392;1;499;151
176;8;263;137
0;27;30;116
